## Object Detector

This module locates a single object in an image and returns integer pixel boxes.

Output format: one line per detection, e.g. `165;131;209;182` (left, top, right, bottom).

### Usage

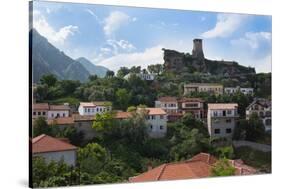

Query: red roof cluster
129;153;257;182
32;134;77;154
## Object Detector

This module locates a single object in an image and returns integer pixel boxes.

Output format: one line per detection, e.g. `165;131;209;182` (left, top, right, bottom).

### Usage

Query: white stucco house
155;96;178;113
32;134;77;166
138;108;167;138
207;103;239;140
32;103;71;119
78;101;112;116
224;86;254;96
124;73;155;81
246;98;271;132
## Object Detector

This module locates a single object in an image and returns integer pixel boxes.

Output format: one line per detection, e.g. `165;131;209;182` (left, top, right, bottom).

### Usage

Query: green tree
117;67;130;78
127;106;137;112
88;75;98;81
33;117;52;137
211;158;235;176
147;64;163;75
78;143;108;175
106;70;115;78
115;88;131;111
92;112;115;131
40;74;57;87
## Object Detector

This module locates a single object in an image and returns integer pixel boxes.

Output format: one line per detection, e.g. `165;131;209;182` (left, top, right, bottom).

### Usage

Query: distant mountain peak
76;57;109;77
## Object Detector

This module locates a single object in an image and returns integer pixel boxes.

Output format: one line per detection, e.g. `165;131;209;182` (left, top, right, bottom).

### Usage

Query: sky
31;1;272;73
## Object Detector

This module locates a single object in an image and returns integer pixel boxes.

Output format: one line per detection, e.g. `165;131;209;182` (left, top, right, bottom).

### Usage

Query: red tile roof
208;103;238;110
32;134;77;154
157;96;177;102
33;103;49;110
49;105;70;110
115;111;132;119
138;108;167;115
129;153;257;182
178;97;204;103
47;117;74;125
129;159;211;182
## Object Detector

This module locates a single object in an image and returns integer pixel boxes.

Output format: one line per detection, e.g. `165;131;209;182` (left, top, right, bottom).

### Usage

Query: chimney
192;39;205;59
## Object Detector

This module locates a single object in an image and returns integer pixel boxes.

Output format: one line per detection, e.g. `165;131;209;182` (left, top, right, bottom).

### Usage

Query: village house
224;86;254;95
124;73;155;81
246;98;271;132
184;83;223;96
138;108;168;138
78;101;112;116
32;134;77;166
207;103;239;140
32;103;70;119
155;96;178;113
178;98;205;119
129;153;257;182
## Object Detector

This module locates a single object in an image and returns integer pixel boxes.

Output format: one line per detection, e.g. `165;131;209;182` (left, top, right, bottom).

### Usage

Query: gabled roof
49;105;70;110
47;117;74;125
32;134;77;153
79;102;96;107
33;103;49;110
115;111;132;119
129;153;257;182
178;97;204;103
79;101;111;107
140;108;167;115
246;98;271;110
157;96;178;102
208;103;238;110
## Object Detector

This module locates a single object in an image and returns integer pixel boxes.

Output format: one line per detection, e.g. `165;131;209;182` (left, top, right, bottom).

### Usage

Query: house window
160;125;164;130
51;113;54;117
226;128;232;133
265;119;271;126
150;125;153;130
160;115;164;119
57;113;60;118
214;129;220;134
222;110;226;116
265;111;271;117
213;111;218;117
38;112;41;116
63;113;65;117
259;112;264;117
254;105;259;110
151;115;155;120
33;112;36;115
226;119;232;123
42;112;46;115
227;110;232;115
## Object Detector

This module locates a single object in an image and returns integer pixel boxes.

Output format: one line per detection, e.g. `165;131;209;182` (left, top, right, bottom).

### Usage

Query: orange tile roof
72;114;94;121
208;103;238;110
47;117;74;125
49;105;70;110
157;96;177;102
146;108;167;115
32;134;77;153
129;159;211;182
178;97;204;103
129;153;257;182
115;111;132;119
33;103;49;110
79;102;96;107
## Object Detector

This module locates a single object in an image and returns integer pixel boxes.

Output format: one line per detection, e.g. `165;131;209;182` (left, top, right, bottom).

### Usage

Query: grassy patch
46;97;80;106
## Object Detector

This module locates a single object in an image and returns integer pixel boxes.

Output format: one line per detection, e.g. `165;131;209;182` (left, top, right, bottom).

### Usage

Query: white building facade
224;87;254;95
140;108;167;138
207;103;239;140
246;98;271;132
155;96;178;113
78;102;112;116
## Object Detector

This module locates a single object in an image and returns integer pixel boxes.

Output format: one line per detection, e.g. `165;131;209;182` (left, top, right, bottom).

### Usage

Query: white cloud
201;14;247;38
96;45;163;72
33;10;78;45
103;11;134;36
231;32;271;49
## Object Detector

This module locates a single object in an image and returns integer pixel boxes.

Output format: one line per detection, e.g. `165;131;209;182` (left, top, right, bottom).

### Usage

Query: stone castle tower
192;39;205;60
